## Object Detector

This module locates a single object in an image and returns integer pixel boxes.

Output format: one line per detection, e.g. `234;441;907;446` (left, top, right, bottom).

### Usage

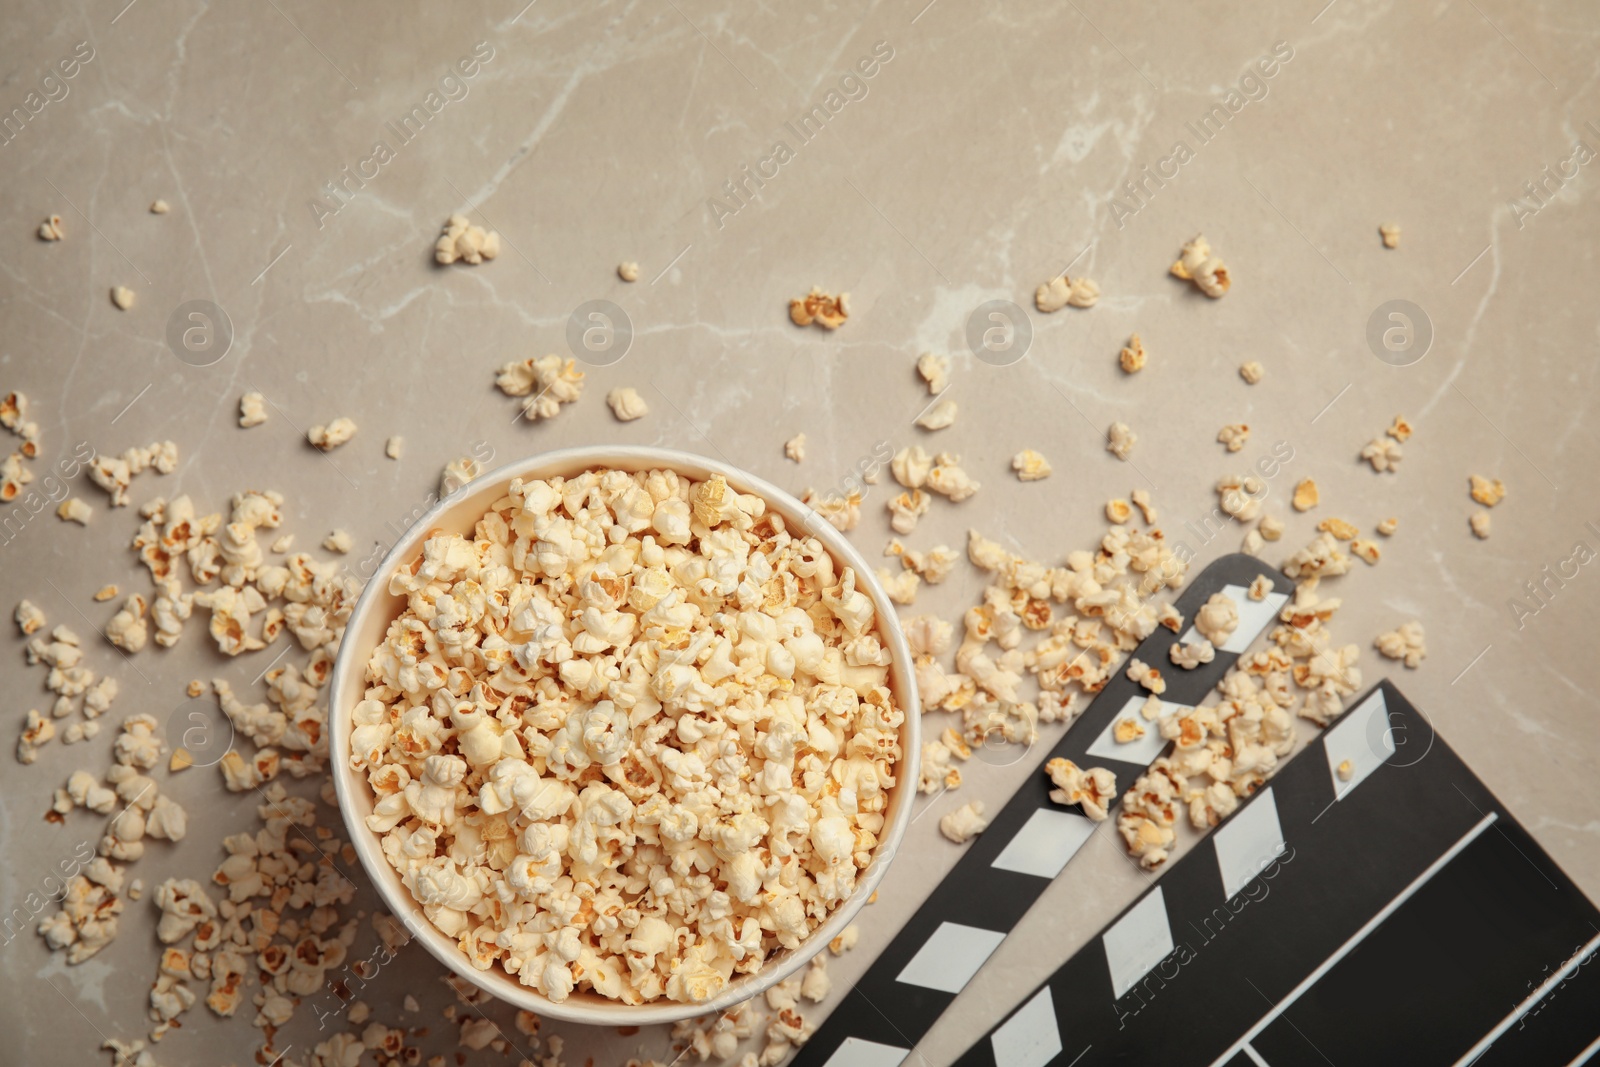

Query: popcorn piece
1360;437;1402;473
1119;333;1146;373
238;392;268;428
1105;498;1132;525
16;599;46;636
270;534;294;553
384;436;404;460
1066;276;1100;307
876;567;920;606
495;355;585;421
606;387;650;422
1258;515;1284;542
915;398;957;431
925;453;979;503
307;418;357;451
1469;475;1506;507
829;925;859;955
322;530;353;554
1247;575;1274;601
111;286;136;310
1113;717;1145;743
1317;517;1359;541
886;489;930;534
789;287;848;329
1011;449;1051;482
1131;488;1157;524
1470;510;1491;539
939;801;988;844
1379;223;1401;249
899;544;958;585
107;595;150;653
1388;416;1413;443
784;434;806;463
1377;517;1398;536
440;456;482;495
1217;423;1249;453
1195;593;1239;646
1126;657;1166;695
618;261;640;282
1374;619;1425;669
151;199;170;214
1106;422;1137;460
57;498;92;525
1171;234;1230;297
916;352;950;394
1337;759;1354;781
1169;639;1215;670
1034;274;1098;311
1350;538;1380;565
890;446;933;489
1240;361;1264;384
39;214;65;241
94;585;119;602
1291;478;1319;512
18;709;54;763
434;214;500;265
805;487;862;531
1044;759;1116;821
1217;474;1264;522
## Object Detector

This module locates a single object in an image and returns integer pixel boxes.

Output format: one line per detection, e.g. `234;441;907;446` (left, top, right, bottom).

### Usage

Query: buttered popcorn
353;467;906;1005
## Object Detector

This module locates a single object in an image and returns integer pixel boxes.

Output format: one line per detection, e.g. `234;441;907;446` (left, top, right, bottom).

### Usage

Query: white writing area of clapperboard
789;555;1600;1067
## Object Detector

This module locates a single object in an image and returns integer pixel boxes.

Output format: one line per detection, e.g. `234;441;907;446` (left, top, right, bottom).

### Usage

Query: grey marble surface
2;1;1598;1065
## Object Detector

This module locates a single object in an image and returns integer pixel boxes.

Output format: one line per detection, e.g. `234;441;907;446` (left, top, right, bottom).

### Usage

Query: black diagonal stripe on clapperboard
952;680;1600;1067
793;553;1291;1067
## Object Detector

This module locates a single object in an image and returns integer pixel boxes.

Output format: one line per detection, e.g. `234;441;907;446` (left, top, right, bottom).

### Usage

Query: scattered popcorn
897;543;958;584
800;954;832;1003
916;352;950;394
1374;620;1426;670
322;530;352;554
1292;478;1319;512
107;594;150;653
939;801;988;844
1350;538;1380;565
890;446;932;490
1360;437;1402;473
1258;514;1285;541
1011;449;1051;482
1131;488;1157;524
1470;475;1506;507
1113;717;1145;743
384;435;404;460
111;286;136;311
1387;416;1413;443
1170;234;1230;298
440;456;482;495
16;599;46;636
269;533;294;553
307;418;357;451
1034;274;1098;311
1379;222;1401;249
1337;759;1354;781
829;925;859;955
356;467;906;1004
877;567;921;605
1119;333;1147;373
18;708;54;763
1106;422;1137;460
886;489;930;534
1045;759;1116;821
1126;657;1166;695
1105;498;1132;525
238;392;268;428
784;434;806;463
57;497;93;525
1217;474;1264;522
496;355;585;421
1247;575;1274;601
789;287;849;329
618;261;640;282
606;387;650;422
93;585;119;602
39;214;65;241
1470;510;1492;539
1217;423;1249;453
1240;360;1264;384
1377;517;1398;536
434;213;500;265
915;398;958;431
1169;639;1215;670
1317;517;1358;541
1195;592;1239;646
925;452;979;502
151;199;170;214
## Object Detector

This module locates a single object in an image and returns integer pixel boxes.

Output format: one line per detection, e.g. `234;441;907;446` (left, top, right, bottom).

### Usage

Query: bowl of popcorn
329;446;919;1024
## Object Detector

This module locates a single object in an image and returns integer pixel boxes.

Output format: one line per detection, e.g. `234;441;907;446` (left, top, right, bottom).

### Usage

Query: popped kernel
1377;517;1398;536
1388;416;1412;442
1170;234;1229;298
1291;478;1319;512
433;214;501;265
1258;514;1285;541
150;199;170;214
1131;488;1157;524
1379;223;1400;249
1350;538;1380;565
617;261;640;282
57;498;93;525
307;418;357;451
39;214;65;241
1317;517;1358;541
496;355;585;421
385;436;404;460
1217;423;1250;453
1119;333;1147;374
1239;360;1264;384
939;801;988;844
1337;759;1354;781
1011;449;1052;482
1113;717;1145;743
1034;274;1099;312
1106;422;1137;461
1470;510;1491;539
784;434;806;464
1360;437;1402;473
322;530;353;554
915;398;958;431
916;352;950;394
111;286;136;311
238;392;268;429
1374;619;1426;667
1469;475;1506;507
606;387;650;422
93;585;119;602
1247;575;1274;601
789;287;848;329
1105;498;1132;525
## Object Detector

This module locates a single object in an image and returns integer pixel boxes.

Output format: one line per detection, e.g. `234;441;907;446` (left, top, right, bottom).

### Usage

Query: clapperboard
793;554;1600;1067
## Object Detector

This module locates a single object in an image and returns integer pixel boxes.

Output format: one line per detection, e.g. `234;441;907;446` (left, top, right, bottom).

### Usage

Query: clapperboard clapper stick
951;680;1600;1066
792;553;1300;1067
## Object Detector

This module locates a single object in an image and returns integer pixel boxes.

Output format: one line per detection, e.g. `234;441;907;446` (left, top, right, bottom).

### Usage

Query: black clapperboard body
792;555;1600;1067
